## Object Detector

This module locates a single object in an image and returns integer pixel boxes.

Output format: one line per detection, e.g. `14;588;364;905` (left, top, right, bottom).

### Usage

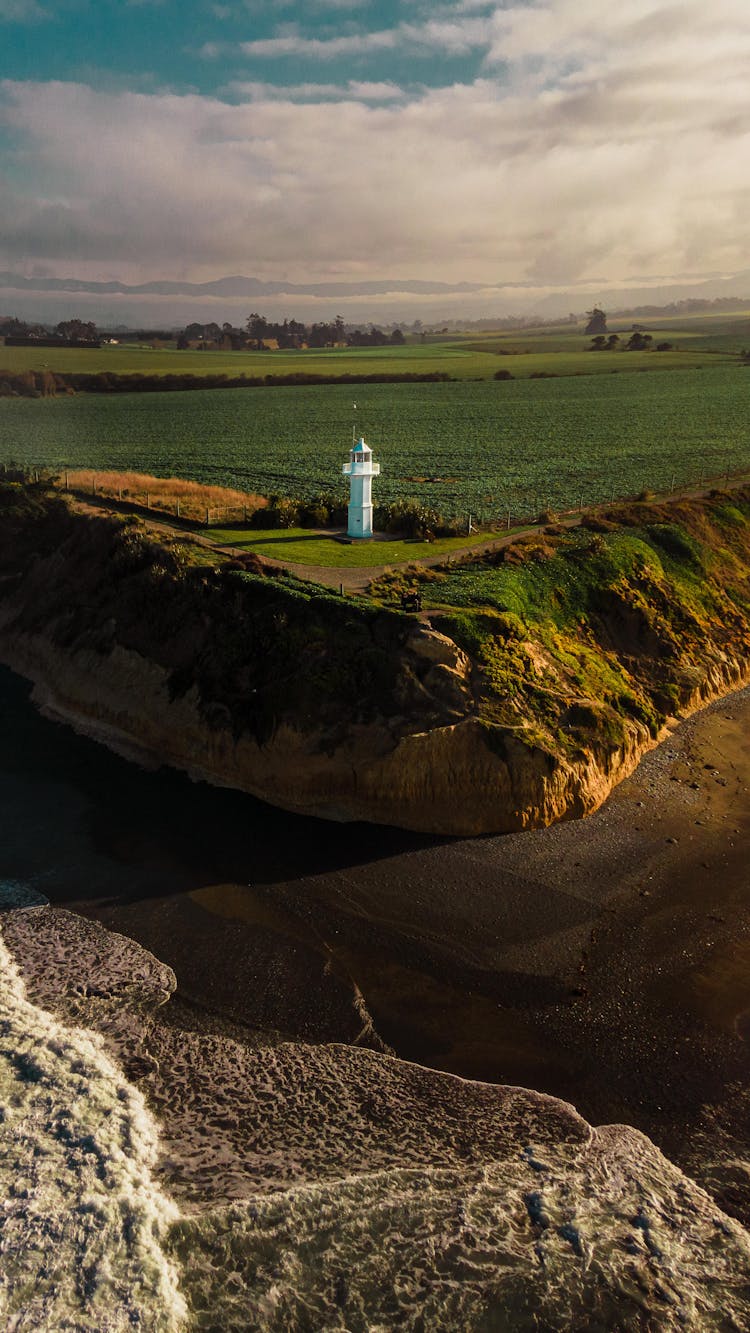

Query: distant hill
0;272;485;300
2;268;750;327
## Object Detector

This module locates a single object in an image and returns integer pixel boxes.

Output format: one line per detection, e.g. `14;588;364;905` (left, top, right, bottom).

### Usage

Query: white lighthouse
342;435;380;539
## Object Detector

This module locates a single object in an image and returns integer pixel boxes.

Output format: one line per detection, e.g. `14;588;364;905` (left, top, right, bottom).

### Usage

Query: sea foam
0;929;185;1330
3;907;750;1331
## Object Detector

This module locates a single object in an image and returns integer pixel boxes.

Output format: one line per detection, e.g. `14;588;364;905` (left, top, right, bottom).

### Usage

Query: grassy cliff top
369;489;750;758
3;480;750;774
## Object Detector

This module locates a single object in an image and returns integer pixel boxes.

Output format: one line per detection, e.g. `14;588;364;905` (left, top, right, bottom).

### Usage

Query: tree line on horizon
0;312;407;350
178;314;406;350
0;316;99;342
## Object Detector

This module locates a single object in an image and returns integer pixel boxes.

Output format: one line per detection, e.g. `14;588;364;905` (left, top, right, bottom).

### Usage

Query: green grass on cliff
0;482;427;748
369;491;750;757
4;477;750;776
206;524;492;567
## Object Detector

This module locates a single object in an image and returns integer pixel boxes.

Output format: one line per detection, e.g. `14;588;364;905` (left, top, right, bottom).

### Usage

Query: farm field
462;314;750;358
2;367;749;521
2;310;747;382
0;339;499;381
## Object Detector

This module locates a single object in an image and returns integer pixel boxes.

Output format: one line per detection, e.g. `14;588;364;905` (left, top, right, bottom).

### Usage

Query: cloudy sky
1;0;749;318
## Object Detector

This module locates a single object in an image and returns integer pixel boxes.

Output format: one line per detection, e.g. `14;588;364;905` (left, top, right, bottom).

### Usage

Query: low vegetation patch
370;489;750;757
57;469;267;523
206;526;490;568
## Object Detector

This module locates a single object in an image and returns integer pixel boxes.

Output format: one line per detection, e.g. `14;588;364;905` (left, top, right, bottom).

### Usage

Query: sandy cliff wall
2;617;747;836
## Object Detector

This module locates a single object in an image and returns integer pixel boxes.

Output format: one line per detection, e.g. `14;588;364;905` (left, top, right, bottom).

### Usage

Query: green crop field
2;366;749;521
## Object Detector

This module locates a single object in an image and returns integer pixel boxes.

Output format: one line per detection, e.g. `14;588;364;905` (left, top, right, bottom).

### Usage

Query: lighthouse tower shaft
342;436;380;539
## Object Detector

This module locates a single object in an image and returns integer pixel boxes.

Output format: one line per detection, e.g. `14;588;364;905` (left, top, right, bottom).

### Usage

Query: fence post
670;473;676;492
507;507;511;531
118;486;122;502
147;493;151;509
176;499;180;519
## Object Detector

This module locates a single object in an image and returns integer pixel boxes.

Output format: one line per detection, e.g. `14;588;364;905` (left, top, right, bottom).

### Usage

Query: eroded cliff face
1;484;750;834
2;611;746;836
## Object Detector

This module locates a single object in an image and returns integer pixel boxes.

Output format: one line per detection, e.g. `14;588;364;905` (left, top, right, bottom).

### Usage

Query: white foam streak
0;935;186;1330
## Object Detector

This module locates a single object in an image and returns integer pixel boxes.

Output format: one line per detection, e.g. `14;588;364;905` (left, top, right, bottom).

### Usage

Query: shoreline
4;905;749;1329
2;654;750;1322
54;676;750;1225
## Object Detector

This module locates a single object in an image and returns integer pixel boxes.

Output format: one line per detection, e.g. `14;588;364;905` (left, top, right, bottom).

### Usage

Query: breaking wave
0;928;185;1331
3;907;750;1331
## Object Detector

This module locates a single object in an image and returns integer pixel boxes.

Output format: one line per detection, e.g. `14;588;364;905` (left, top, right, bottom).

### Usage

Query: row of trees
1;316;99;342
2;313;406;350
178;315;406;351
588;332;674;351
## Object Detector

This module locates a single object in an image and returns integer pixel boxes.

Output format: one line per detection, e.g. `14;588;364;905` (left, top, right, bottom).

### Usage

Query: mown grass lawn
206;524;495;566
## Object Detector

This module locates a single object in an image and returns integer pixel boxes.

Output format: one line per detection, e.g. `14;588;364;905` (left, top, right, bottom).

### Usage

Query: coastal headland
2;479;750;835
2;471;750;1322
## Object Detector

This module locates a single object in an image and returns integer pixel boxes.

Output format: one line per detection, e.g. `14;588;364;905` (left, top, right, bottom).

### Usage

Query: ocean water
0;879;47;909
3;906;750;1331
3;663;750;1325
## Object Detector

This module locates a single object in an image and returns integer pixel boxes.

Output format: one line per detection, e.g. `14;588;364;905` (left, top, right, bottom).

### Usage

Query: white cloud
236;29;399;59
484;0;750;76
226;15;492;60
307;0;373;9
347;80;405;100
2;1;750;293
224;78;405;100
0;0;45;20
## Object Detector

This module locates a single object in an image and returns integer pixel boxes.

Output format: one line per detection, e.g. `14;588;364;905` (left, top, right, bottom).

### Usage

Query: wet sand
80;689;750;1222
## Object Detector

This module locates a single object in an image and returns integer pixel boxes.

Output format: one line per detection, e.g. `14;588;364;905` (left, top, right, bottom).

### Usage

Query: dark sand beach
108;689;750;1218
1;663;749;1223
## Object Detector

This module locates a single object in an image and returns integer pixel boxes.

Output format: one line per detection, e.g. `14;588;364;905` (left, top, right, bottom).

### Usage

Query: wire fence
4;460;750;537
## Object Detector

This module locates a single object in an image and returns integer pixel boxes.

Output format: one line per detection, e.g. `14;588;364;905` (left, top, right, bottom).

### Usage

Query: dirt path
67;470;750;595
65;492;564;591
274;524;573;592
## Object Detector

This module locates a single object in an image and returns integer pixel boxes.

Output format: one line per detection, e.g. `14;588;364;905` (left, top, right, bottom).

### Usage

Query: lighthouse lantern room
342;436;380;539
